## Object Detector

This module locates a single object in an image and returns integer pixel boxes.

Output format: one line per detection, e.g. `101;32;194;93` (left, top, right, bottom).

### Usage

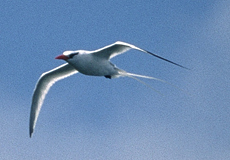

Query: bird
29;41;188;137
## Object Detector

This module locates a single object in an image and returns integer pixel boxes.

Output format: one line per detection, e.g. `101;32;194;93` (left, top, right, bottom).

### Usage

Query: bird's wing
92;41;132;59
29;63;78;137
93;41;189;69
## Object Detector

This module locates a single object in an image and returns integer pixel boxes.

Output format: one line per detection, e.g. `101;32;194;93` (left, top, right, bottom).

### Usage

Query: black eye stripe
69;53;79;58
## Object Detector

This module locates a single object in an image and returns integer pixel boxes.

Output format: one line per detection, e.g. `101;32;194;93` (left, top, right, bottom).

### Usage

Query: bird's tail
117;69;183;95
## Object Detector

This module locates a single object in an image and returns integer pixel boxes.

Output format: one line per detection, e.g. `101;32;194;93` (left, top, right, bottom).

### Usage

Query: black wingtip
145;50;190;70
29;128;33;138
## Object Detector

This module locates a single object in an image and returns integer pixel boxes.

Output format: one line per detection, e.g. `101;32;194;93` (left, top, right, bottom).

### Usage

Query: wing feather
93;41;188;69
29;63;78;137
92;41;131;59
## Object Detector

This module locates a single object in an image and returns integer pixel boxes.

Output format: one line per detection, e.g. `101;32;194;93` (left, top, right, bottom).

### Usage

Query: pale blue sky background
1;1;230;159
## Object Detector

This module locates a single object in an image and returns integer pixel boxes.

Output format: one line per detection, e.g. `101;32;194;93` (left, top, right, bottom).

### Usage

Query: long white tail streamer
118;70;185;95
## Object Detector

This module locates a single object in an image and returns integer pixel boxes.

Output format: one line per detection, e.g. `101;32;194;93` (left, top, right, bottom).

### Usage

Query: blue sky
1;1;230;159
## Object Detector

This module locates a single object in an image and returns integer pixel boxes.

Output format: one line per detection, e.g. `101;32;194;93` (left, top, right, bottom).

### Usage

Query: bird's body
29;41;187;137
66;51;119;77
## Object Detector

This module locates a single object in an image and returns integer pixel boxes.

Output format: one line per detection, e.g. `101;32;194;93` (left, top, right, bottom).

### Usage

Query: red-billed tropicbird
29;41;187;137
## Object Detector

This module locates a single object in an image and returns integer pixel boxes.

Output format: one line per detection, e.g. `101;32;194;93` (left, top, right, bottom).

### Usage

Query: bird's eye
69;53;78;59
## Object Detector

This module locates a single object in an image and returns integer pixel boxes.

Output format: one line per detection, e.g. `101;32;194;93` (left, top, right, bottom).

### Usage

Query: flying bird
29;41;187;137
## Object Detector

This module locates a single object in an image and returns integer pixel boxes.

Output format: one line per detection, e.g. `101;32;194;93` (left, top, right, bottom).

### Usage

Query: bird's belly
70;59;117;76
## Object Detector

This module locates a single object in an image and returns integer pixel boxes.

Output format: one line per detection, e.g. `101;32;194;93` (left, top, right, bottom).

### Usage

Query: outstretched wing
92;41;131;59
29;63;78;137
93;41;189;69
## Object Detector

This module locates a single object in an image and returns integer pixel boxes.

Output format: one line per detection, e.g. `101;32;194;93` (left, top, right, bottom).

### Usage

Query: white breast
68;54;118;76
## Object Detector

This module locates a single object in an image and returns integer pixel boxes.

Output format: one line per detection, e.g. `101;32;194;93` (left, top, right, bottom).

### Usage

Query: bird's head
55;51;80;61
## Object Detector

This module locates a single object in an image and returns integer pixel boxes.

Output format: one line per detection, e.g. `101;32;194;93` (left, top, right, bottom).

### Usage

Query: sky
1;1;230;159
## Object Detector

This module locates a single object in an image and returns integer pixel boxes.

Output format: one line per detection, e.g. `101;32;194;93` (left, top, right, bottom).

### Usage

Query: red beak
55;55;69;60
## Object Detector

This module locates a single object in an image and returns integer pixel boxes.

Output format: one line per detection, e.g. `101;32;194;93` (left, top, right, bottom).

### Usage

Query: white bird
29;41;187;137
